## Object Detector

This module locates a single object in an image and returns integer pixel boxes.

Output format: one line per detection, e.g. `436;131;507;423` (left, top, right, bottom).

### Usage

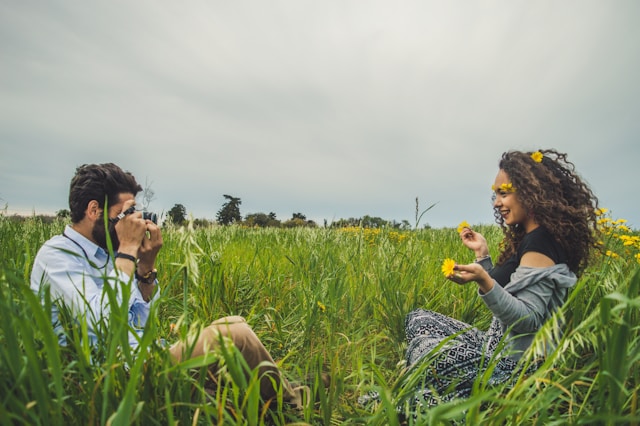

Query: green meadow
1;213;638;425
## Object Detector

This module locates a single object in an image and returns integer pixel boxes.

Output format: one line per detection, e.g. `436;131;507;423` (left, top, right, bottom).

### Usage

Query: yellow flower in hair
492;183;516;192
441;258;456;277
457;221;471;234
531;151;543;163
502;183;515;192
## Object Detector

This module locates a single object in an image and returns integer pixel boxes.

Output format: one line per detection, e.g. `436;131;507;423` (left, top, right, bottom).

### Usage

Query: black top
489;226;567;287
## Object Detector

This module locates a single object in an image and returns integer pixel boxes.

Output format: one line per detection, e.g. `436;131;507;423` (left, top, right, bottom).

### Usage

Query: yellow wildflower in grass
605;250;619;259
457;221;471;234
388;231;408;243
595;208;640;264
317;301;326;313
441;258;456;277
531;151;543;163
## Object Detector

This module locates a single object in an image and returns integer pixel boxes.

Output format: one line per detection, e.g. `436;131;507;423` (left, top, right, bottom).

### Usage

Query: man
30;163;307;409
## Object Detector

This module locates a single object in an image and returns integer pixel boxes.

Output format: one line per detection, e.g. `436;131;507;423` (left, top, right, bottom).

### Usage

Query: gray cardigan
480;263;577;360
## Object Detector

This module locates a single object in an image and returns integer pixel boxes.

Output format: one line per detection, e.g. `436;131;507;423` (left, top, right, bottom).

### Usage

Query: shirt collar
64;225;108;261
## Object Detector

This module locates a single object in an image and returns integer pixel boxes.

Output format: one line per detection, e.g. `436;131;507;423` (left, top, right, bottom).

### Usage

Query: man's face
91;193;135;251
92;216;119;251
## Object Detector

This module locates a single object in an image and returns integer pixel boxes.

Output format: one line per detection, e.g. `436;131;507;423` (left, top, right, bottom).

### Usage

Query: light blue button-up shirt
30;225;159;349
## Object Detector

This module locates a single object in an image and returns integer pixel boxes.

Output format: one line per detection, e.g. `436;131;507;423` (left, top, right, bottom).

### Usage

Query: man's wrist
136;268;157;284
115;252;137;263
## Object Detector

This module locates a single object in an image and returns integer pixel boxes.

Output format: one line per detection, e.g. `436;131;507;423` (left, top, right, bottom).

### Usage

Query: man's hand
114;200;147;257
137;219;163;277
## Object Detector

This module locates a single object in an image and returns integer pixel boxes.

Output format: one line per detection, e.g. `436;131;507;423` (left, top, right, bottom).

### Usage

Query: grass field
0;213;638;425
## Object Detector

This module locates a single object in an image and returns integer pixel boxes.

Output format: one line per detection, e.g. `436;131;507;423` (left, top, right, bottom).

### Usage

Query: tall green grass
0;215;638;425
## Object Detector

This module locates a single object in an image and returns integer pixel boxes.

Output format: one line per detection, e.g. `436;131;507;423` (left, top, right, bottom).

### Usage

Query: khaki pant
168;316;305;408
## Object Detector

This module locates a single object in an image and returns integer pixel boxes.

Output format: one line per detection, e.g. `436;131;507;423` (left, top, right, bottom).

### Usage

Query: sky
1;1;639;229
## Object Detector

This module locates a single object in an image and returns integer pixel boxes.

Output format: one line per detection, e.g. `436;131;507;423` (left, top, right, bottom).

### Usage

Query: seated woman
364;149;600;412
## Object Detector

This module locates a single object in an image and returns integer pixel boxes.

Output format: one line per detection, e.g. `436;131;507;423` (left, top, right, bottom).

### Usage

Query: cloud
1;1;639;227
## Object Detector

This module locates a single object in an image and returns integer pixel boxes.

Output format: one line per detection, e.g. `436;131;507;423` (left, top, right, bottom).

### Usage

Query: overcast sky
1;1;639;229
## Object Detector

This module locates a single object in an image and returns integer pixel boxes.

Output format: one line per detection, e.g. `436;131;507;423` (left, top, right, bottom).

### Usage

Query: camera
142;211;158;224
111;206;158;224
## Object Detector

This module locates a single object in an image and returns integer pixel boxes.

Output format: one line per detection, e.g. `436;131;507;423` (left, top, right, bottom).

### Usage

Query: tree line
167;194;413;229
6;194;415;230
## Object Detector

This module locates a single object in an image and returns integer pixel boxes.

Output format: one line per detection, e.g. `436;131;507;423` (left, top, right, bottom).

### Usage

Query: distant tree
330;216;394;229
192;218;212;228
55;209;70;219
244;212;281;228
283;215;317;228
360;215;388;228
216;194;242;225
281;212;316;228
167;203;187;225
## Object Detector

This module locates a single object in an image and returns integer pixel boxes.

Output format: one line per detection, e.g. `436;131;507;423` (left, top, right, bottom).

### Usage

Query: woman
402;149;600;409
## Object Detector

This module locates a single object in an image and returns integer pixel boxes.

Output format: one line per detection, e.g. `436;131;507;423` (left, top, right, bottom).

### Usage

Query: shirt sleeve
31;242;110;319
480;274;556;333
31;241;158;346
128;278;159;330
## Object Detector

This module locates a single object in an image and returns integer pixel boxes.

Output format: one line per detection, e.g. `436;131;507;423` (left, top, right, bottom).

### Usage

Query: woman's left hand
447;263;495;293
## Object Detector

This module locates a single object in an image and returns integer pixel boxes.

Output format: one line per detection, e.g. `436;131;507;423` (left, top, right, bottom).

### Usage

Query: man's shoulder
36;233;81;260
40;233;71;250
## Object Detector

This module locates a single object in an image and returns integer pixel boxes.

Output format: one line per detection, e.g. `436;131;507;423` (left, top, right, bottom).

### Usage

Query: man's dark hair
69;163;143;223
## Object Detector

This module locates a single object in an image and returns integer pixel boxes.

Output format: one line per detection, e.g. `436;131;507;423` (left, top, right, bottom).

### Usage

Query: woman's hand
446;262;495;294
459;227;489;259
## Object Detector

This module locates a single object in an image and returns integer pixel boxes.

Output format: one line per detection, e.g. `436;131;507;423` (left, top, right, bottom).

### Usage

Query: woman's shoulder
519;226;566;263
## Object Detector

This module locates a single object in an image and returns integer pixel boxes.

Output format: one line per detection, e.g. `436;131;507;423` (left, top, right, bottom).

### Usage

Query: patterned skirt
403;308;518;408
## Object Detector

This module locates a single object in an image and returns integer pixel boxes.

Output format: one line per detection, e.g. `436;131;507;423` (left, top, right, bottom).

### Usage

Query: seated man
30;162;307;409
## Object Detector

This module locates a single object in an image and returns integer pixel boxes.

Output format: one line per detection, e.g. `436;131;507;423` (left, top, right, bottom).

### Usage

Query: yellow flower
595;208;609;216
457;221;470;234
531;151;543;163
492;183;516;192
441;258;456;277
503;183;515;192
317;301;326;313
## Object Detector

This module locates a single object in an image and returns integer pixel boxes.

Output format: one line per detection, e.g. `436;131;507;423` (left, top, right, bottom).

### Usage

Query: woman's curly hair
495;149;600;275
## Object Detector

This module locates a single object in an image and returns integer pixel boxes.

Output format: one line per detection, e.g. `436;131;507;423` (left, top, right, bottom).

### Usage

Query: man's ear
86;200;101;221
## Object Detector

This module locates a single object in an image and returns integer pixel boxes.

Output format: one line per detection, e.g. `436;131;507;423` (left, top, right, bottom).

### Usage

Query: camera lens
142;212;158;224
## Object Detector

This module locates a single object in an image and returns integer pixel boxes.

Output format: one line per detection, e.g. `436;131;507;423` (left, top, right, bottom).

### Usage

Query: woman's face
492;169;537;232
